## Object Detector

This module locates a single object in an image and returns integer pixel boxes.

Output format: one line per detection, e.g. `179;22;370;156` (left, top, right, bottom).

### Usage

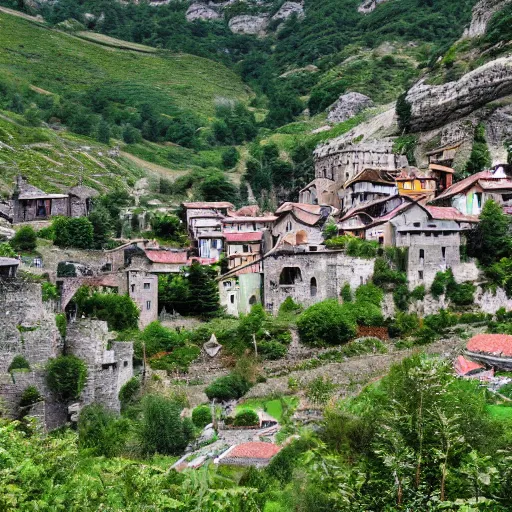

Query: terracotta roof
478;179;512;191
435;171;491;200
425;206;479;223
145;250;188;264
183;202;234;209
224;232;262;243
223;216;277;223
467;334;512;357
228;442;281;460
275;202;324;215
454;355;485;376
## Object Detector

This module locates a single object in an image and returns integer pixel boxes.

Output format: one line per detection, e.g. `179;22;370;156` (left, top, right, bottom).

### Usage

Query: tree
221;147;240;169
11;225;37;252
122;124;142;144
151;213;181;240
97;118;111;144
88;205;112;249
463;123;492;177
200;173;239;203
186;262;220;317
46;355;87;402
467;199;511;266
80;291;139;331
52;217;94;249
139;395;194;455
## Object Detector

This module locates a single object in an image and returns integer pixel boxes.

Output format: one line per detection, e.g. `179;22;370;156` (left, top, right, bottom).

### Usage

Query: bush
355;283;383;307
258;341;287;360
306;376;337;405
119;377;141;410
373;258;407;289
78;404;130;457
42;282;59;302
221;147;240;169
11;226;37;252
297;300;357;346
19;386;42;409
8;355;30;372
424;309;457;333
341;301;384;327
205;373;252;401
81;291;139;331
340;283;352;302
393;283;410;312
278;296;303;315
53;217;94;249
57;262;76;277
410;285;426;301
192;405;212;428
149;345;200;372
431;270;447;298
139;395;194;455
55;313;67;339
46;355;87;402
0;242;16;257
233;409;259;427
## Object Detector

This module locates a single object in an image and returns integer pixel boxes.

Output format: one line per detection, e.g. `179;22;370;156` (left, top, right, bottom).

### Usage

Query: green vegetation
46;355;87;402
8;355;30;373
11;225;37;252
192;405;212;429
235;397;298;423
118;377;141;412
461;123;492;180
52;217;94;249
42;282;59;302
233;409;259;427
19;386;42;409
205;373;252;402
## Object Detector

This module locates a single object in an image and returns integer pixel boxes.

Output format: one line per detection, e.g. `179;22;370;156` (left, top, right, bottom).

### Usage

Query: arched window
310;277;317;297
249;295;257;305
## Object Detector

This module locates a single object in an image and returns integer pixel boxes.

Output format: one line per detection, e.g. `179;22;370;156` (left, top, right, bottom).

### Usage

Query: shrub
306;376;336;405
19;386;41;408
78;404;130;457
8;355;30;372
424;309;457;333
119;377;141;410
297;300;357;346
258;341;287;360
139;395;194;455
410;285;426;301
55;313;67;339
149;345;200;372
340;283;352;302
431;270;448;298
414;326;438;345
342;301;384;327
81;291;139;331
355;283;383;307
37;226;54;241
447;281;475;306
278;296;303;315
11;225;37;252
221;147;240;169
373;258;407;289
393;312;420;337
205;373;251;401
192;405;212;428
393;283;410;312
46;355;87;402
57;262;76;277
233;409;259;427
53;217;94;249
0;242;16;257
42;282;59;302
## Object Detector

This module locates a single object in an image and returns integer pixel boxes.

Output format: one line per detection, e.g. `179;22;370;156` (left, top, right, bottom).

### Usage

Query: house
426;142;463;168
429;164;455;195
431;166;512;215
222;215;276;233
126;269;159;328
219;273;262;316
299;178;340;208
0;257;19;278
183;201;234;237
224;231;263;272
197;233;224;261
12;177;69;223
67;185;99;217
218;442;282;467
339;168;399;212
465;334;512;371
395;167;437;199
454;355;494;380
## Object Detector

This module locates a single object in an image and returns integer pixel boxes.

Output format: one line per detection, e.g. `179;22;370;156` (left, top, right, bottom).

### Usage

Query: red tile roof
223;216;277;223
145;250;188;264
435;171;491;200
425;206;479;223
224;232;263;243
454;355;485;376
467;334;512;357
183;202;234;209
228;442;281;460
275;202;324;215
478;179;512;191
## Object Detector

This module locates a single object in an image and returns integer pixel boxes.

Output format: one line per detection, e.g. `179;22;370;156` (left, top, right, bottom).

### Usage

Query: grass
0;10;249;119
235;397;299;422
487;404;512;422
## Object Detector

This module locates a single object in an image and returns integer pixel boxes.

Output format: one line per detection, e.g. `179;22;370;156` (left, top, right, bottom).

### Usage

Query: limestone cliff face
228;14;269;35
272;2;304;21
186;3;221;21
327;92;374;124
406;56;512;133
463;0;511;38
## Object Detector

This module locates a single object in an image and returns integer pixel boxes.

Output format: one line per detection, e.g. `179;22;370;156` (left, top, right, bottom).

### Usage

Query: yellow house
396;168;436;198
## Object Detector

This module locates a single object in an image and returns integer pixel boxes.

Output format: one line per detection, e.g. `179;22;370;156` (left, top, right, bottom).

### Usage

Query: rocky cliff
463;0;511;38
405;56;512;133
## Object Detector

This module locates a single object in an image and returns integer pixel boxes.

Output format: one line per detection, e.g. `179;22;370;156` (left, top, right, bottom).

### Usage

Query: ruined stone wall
263;251;374;314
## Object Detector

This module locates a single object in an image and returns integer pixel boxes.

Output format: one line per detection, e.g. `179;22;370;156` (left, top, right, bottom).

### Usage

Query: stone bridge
58;273;123;311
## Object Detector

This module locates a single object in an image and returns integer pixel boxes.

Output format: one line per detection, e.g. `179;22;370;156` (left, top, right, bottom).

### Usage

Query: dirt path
0;5;45;24
120;151;187;180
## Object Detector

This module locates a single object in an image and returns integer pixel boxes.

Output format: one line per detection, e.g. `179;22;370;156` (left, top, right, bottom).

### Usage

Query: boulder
186;3;221;22
272;2;304;21
327;92;374;124
358;0;389;14
228;15;269;35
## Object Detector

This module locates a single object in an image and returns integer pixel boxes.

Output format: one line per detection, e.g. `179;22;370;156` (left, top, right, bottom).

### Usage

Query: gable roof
68;185;100;199
434;171;491;200
343;168;398;189
454;355;485;376
467;334;512;357
183;201;234;210
275;202;326;215
223;216;277;223
424;206;479;223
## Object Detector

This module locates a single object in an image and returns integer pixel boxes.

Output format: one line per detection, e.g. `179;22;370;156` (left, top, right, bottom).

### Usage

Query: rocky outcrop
484;102;512;164
358;0;389;14
327;92;374;124
405;56;512;132
463;0;511;38
228;15;269;35
186;3;221;22
272;2;304;21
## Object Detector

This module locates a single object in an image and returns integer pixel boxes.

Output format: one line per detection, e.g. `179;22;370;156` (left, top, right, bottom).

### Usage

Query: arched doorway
310;277;317;297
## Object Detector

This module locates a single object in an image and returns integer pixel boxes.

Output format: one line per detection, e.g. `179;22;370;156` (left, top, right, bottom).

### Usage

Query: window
310;277;317;297
104;262;112;272
130;284;135;293
144;282;151;290
309;246;318;252
442;247;446;259
419;249;424;260
146;301;151;310
243;245;249;253
404;182;412;190
279;267;302;285
419;271;424;280
420;180;426;189
414;222;420;227
249;295;257;305
223;281;232;288
230;294;235;304
123;361;128;368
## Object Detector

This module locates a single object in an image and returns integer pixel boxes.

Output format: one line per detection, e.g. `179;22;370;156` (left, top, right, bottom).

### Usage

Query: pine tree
187;262;220;317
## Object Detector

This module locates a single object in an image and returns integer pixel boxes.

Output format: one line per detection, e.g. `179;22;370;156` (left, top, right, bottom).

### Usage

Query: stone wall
127;270;158;328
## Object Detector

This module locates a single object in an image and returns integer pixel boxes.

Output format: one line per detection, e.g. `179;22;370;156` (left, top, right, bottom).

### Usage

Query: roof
68;185;100;199
478;179;512;191
223;216;277;223
228;442;281;460
435;171;491;200
429;163;455;174
467;334;512;357
0;257;19;266
145;250;188;264
197;232;225;238
454;355;485;376
183;202;234;210
188;257;217;265
425;206;479;223
227;205;261;217
275;202;325;215
395;167;434;181
343;168;398;189
224;232;263;243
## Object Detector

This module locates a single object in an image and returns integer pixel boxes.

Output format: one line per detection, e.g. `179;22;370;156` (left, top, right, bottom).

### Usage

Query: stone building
0;257;19;278
126;269;159;328
67;185;99;217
